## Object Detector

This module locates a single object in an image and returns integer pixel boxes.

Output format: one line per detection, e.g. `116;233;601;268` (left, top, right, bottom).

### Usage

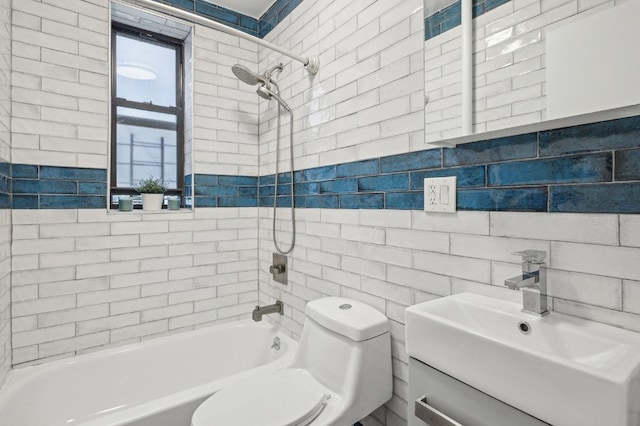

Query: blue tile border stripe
425;0;511;41
10;115;640;213
257;114;640;213
11;164;107;209
159;0;299;38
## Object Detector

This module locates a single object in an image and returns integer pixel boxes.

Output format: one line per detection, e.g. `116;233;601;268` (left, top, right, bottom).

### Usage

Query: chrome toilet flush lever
504;250;549;316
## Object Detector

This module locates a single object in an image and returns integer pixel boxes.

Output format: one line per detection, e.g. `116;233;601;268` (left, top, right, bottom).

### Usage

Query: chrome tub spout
252;300;284;321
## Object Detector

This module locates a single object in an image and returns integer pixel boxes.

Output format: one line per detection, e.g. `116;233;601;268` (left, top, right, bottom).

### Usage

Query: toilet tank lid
305;297;390;341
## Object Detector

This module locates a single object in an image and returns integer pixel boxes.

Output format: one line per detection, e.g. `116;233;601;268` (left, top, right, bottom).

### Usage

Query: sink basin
405;293;640;426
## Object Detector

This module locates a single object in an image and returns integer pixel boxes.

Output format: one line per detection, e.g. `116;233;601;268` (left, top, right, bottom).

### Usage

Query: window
111;23;184;208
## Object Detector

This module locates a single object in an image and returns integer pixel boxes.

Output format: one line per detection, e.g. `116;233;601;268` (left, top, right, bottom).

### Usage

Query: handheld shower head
231;64;263;86
257;84;292;112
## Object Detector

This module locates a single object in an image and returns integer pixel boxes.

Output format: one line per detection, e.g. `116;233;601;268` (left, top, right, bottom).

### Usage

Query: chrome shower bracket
305;56;320;75
270;252;287;285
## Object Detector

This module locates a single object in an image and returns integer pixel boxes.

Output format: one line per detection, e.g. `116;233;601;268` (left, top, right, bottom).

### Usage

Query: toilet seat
191;369;331;426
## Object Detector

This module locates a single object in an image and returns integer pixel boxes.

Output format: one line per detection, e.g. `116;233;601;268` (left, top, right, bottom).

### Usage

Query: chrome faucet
504;250;549;316
252;300;284;321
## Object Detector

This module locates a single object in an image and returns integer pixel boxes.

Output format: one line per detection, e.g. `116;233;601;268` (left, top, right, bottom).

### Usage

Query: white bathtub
0;319;297;426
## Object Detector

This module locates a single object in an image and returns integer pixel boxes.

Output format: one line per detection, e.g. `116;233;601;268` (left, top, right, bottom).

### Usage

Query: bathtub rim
0;318;298;426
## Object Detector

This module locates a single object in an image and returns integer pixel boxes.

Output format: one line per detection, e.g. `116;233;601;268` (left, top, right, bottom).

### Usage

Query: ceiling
202;0;276;18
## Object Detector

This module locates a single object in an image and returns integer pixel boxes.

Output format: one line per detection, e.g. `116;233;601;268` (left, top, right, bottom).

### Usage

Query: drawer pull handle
415;396;463;426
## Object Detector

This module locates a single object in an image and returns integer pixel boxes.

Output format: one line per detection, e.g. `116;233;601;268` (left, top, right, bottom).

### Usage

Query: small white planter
141;193;164;211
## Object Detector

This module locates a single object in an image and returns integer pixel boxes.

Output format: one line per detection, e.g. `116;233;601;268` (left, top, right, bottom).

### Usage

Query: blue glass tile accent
302;195;339;209
259;185;273;197
218;175;257;186
276;195;292;208
40;195;105;209
340;193;384;209
259;19;276;39
13;195;38;209
194;174;218;185
488;153;612;186
79;182;107;195
443;133;538;167
0;194;10;209
195;197;217;208
40;166;106;181
358;174;409;192
425;18;442;39
259;175;275;186
194;185;238;196
195;1;239;26
13;179;77;194
0;162;9;176
238;186;258;197
458;187;548;211
163;0;195;11
410;165;485;189
485;0;510;13
540;116;640;157
615;149;640;181
425;0;511;40
293;182;320;195
380;149;441;173
276;172;292;184
12;164;38;179
295;165;336;182
551;183;640;213
386;191;423;210
337;159;379;178
218;196;257;207
240;15;259;32
258;0;300;38
319;178;358;194
259;196;273;207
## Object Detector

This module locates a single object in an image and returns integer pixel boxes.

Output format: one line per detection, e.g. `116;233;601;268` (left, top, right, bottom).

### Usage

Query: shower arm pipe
461;0;473;135
119;0;320;75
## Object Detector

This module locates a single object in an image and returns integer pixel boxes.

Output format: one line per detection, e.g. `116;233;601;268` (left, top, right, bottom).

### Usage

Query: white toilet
191;297;392;426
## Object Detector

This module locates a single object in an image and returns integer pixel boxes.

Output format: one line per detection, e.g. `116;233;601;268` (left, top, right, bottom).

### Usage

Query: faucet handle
513;250;546;263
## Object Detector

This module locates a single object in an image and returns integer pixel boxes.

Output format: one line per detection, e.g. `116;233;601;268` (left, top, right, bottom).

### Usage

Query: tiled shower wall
424;0;615;142
0;0;9;387
2;2;640;426
9;0;261;366
254;1;640;426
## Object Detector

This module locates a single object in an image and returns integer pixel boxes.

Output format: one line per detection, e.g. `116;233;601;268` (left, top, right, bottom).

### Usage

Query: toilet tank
305;297;390;341
292;297;392;416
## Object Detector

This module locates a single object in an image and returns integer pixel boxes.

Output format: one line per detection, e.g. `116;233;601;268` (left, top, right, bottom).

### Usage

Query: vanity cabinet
408;358;549;426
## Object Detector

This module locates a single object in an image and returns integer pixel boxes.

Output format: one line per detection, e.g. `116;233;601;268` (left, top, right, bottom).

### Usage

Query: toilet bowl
191;297;392;426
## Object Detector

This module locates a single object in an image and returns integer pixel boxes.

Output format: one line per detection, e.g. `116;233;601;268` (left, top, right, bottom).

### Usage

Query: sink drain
518;321;531;334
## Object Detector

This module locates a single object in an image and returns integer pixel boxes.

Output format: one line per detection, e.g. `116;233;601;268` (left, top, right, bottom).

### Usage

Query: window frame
110;22;185;208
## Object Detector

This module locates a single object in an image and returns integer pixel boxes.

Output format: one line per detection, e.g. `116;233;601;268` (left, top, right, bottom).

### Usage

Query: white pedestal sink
405;293;640;426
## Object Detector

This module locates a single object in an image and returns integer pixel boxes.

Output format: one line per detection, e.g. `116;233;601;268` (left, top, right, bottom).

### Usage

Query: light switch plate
424;176;457;213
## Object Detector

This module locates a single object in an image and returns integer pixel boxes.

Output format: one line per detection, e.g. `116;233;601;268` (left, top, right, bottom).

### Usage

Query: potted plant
135;176;167;211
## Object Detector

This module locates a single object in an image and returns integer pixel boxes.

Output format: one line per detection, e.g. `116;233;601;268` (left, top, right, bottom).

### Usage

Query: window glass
115;33;177;107
111;24;184;204
116;107;178;189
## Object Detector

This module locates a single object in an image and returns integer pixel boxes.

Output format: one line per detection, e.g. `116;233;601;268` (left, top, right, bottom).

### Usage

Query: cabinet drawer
408;358;549;426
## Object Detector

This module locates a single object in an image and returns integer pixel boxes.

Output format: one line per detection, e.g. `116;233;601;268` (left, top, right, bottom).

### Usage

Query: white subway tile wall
1;2;640;426
11;208;258;365
259;208;640;424
424;0;613;142
257;0;425;175
11;0;109;169
8;0;261;367
245;0;632;423
0;0;10;388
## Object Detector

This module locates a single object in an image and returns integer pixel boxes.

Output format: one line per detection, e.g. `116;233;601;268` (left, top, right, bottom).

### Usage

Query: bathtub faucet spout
252;300;284;321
